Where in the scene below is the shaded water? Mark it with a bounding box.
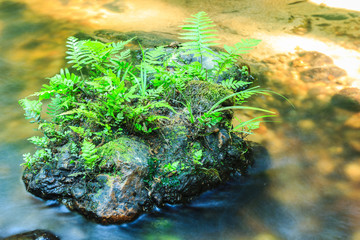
[1,0,360,239]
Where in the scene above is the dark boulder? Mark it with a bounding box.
[23,119,252,224]
[23,137,151,224]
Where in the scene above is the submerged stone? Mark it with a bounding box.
[3,229,60,240]
[300,66,346,82]
[312,14,349,21]
[331,88,360,112]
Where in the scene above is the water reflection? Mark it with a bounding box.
[0,0,360,239]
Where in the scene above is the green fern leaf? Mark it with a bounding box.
[221,78,252,91]
[19,98,42,123]
[28,136,48,148]
[81,140,99,168]
[46,94,64,121]
[179,11,219,63]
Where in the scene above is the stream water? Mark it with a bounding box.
[1,0,360,239]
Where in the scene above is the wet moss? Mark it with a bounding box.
[99,137,150,168]
[184,80,234,113]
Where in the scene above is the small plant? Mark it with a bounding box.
[20,11,283,171]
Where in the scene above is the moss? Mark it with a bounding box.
[99,137,150,168]
[184,80,234,112]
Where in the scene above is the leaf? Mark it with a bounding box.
[19,98,42,123]
[81,140,99,169]
[179,11,219,64]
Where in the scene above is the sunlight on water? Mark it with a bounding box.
[310,0,360,12]
[20,0,186,32]
[256,34,360,84]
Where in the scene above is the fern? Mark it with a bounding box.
[221,77,251,91]
[19,99,43,123]
[179,11,219,64]
[142,46,166,69]
[232,115,276,135]
[213,40,261,80]
[81,140,99,169]
[28,136,48,148]
[66,36,87,70]
[47,94,64,121]
[66,37,132,72]
[69,126,85,137]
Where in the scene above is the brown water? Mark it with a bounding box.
[1,0,359,239]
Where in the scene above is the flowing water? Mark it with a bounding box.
[0,0,360,239]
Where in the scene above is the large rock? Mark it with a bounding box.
[23,137,151,224]
[23,121,252,224]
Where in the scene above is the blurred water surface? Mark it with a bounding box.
[0,1,359,239]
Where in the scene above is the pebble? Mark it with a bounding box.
[253,233,280,240]
[297,119,315,131]
[352,230,360,240]
[344,161,360,182]
[345,113,360,129]
[316,158,336,175]
[349,140,360,152]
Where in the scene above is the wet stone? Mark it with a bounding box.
[344,162,360,182]
[3,229,60,240]
[294,51,333,67]
[102,1,125,13]
[344,113,360,129]
[91,30,176,48]
[300,66,346,82]
[312,14,349,21]
[331,88,360,111]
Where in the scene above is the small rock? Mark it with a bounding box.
[293,51,333,68]
[300,66,346,82]
[344,113,360,129]
[312,14,349,21]
[331,88,360,111]
[349,140,360,152]
[344,161,360,182]
[3,229,60,240]
[253,233,280,240]
[298,119,315,131]
[352,229,360,240]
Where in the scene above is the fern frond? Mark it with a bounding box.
[221,78,252,91]
[66,36,133,72]
[46,94,64,121]
[28,136,48,148]
[81,140,99,168]
[179,11,219,63]
[66,36,87,70]
[19,98,42,123]
[144,86,164,100]
[213,39,261,79]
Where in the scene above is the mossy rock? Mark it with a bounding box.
[99,137,150,170]
[183,80,234,113]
